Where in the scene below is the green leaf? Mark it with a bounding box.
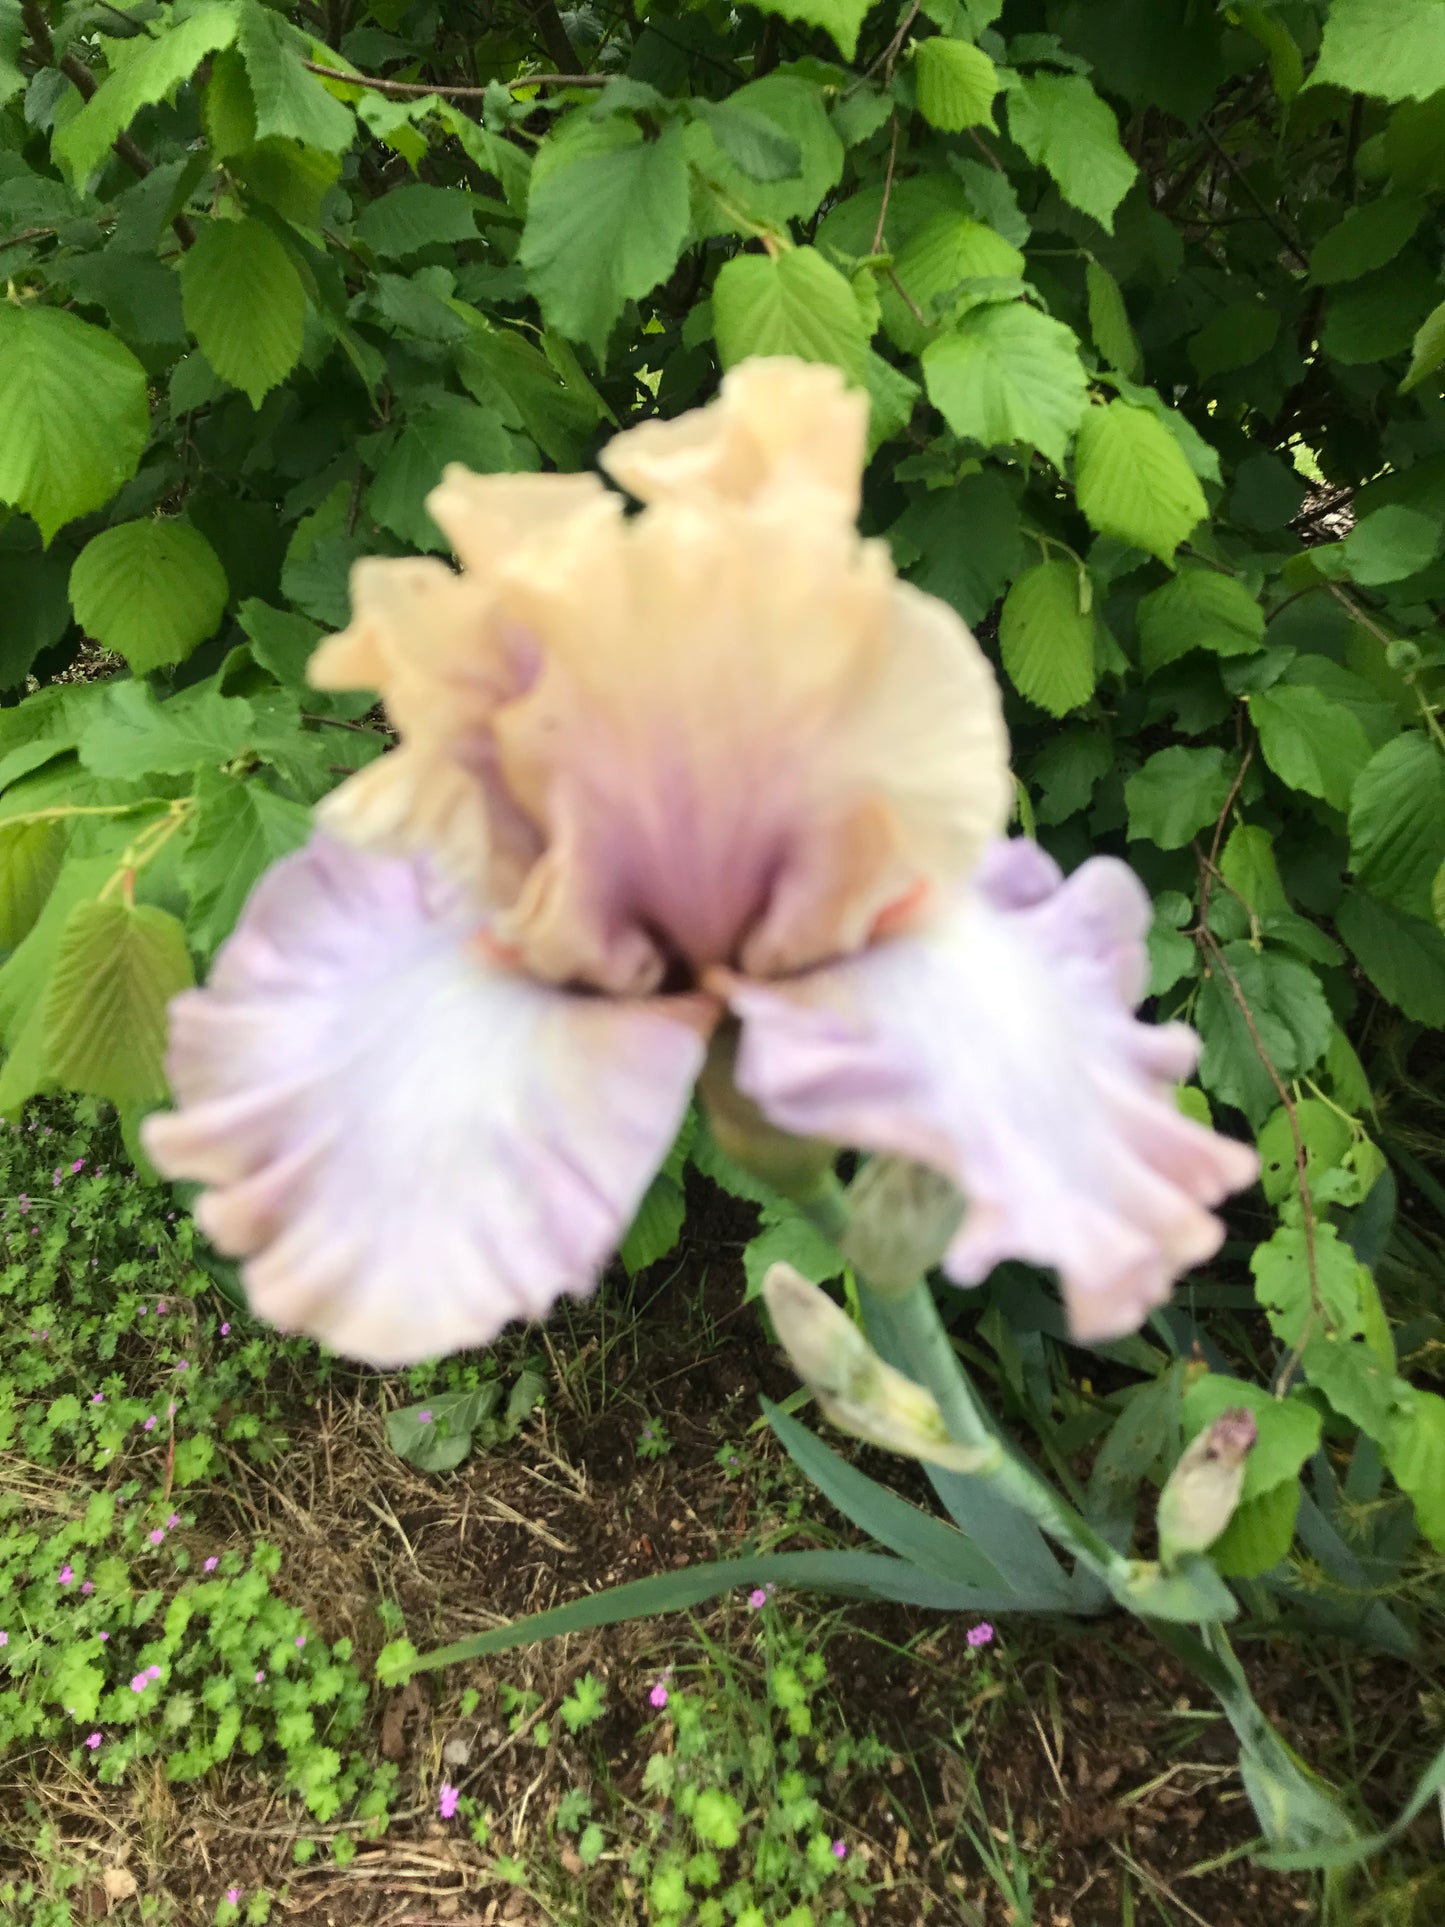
[1323,256,1439,364]
[1218,823,1290,918]
[1337,887,1445,1026]
[236,0,356,150]
[1310,0,1445,104]
[386,1388,501,1474]
[53,4,240,186]
[0,306,149,544]
[713,245,868,379]
[1074,400,1207,563]
[459,328,606,470]
[78,680,256,781]
[1308,194,1424,284]
[1401,298,1445,393]
[1125,745,1234,849]
[690,98,802,181]
[740,0,870,60]
[519,116,690,357]
[1181,1376,1323,1505]
[1251,1221,1371,1351]
[1340,504,1442,584]
[356,185,482,260]
[69,521,228,676]
[1196,945,1332,1122]
[367,397,530,552]
[0,819,66,949]
[1384,1386,1445,1550]
[1187,300,1279,380]
[184,768,311,953]
[914,38,999,132]
[892,471,1023,626]
[1250,682,1374,811]
[1208,1482,1299,1580]
[1256,1098,1354,1207]
[922,302,1088,466]
[0,543,72,688]
[884,212,1024,355]
[619,1172,686,1277]
[1006,73,1137,230]
[236,599,324,687]
[998,560,1096,716]
[743,1212,844,1303]
[1029,726,1112,826]
[180,218,308,409]
[43,897,194,1106]
[1084,261,1141,379]
[0,855,116,1111]
[1137,567,1265,675]
[1349,734,1445,919]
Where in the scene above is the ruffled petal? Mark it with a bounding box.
[599,359,868,517]
[143,837,711,1367]
[722,841,1258,1344]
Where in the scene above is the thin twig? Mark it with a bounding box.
[862,0,922,86]
[302,58,608,97]
[1195,735,1253,935]
[871,114,901,254]
[1201,122,1308,271]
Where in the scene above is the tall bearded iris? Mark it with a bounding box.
[143,360,1256,1367]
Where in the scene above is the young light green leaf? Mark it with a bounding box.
[69,521,228,676]
[519,117,690,357]
[1125,745,1235,849]
[922,302,1088,465]
[1181,1376,1323,1504]
[1074,399,1207,562]
[914,38,999,133]
[687,77,842,232]
[236,0,356,150]
[78,681,256,782]
[1309,0,1445,104]
[713,245,869,378]
[0,306,149,544]
[1249,682,1374,811]
[183,769,312,954]
[181,218,307,409]
[1384,1386,1445,1550]
[53,4,239,186]
[998,561,1096,716]
[1401,298,1445,393]
[885,212,1024,355]
[1006,73,1137,230]
[619,1172,686,1277]
[43,897,194,1106]
[0,819,66,949]
[1084,260,1141,379]
[1337,888,1445,1027]
[1349,734,1445,920]
[690,98,802,182]
[1137,568,1265,675]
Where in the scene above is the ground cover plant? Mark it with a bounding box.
[2,0,1445,1920]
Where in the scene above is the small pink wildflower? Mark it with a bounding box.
[52,1170,61,1187]
[167,1512,181,1529]
[58,1565,74,1586]
[71,1158,85,1173]
[254,1669,265,1683]
[149,1529,165,1546]
[81,1580,94,1596]
[294,1634,306,1648]
[831,1839,847,1860]
[156,1301,167,1314]
[204,1556,219,1572]
[142,1416,156,1431]
[90,1392,103,1405]
[138,1305,147,1316]
[16,1195,28,1213]
[99,1631,110,1642]
[130,1673,149,1693]
[417,1409,433,1424]
[966,1621,994,1649]
[0,1631,8,1646]
[748,1588,768,1609]
[146,1664,161,1681]
[439,1783,460,1820]
[174,1359,189,1371]
[649,1680,669,1709]
[226,1887,242,1905]
[85,1732,102,1750]
[220,1322,230,1335]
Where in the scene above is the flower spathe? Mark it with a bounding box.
[143,359,1255,1367]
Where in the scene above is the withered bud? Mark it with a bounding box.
[1156,1406,1258,1568]
[843,1156,965,1296]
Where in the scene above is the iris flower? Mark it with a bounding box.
[144,360,1255,1367]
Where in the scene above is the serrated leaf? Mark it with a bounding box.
[914,38,999,133]
[713,245,869,379]
[1250,681,1374,811]
[356,185,481,259]
[1384,1386,1445,1550]
[1340,504,1442,584]
[688,78,844,234]
[690,97,802,181]
[885,212,1024,355]
[78,683,256,785]
[43,897,193,1106]
[183,769,312,953]
[1308,193,1424,284]
[998,561,1096,716]
[0,855,116,1111]
[1084,261,1141,379]
[922,302,1088,466]
[181,218,308,409]
[1196,944,1333,1122]
[1137,567,1265,675]
[1125,745,1234,849]
[1349,733,1445,919]
[1401,298,1445,393]
[236,599,324,687]
[1337,887,1445,1026]
[1181,1376,1322,1504]
[236,0,356,150]
[892,471,1023,626]
[519,116,690,357]
[367,397,531,552]
[459,327,605,469]
[743,1211,844,1303]
[1208,1481,1299,1579]
[0,819,66,948]
[1006,72,1137,230]
[1074,400,1207,562]
[69,521,228,676]
[1029,725,1112,826]
[0,306,149,544]
[1310,0,1445,104]
[1250,1221,1368,1350]
[1323,256,1439,364]
[740,0,870,59]
[619,1172,686,1277]
[53,4,239,186]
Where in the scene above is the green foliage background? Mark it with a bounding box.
[2,0,1444,1615]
